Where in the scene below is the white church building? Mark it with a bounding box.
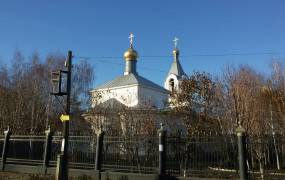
[90,34,186,110]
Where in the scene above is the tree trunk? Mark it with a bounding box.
[259,160,264,180]
[270,101,280,170]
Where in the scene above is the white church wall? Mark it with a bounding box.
[92,85,169,109]
[137,86,168,109]
[91,85,139,107]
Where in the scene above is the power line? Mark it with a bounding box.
[184,51,285,57]
[75,51,285,60]
[75,56,168,73]
[73,51,285,74]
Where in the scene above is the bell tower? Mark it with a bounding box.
[164,37,186,92]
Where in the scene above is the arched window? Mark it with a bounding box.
[169,78,175,92]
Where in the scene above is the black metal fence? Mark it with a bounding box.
[7,135,45,166]
[45,135,97,169]
[49,135,61,167]
[68,136,97,169]
[102,136,158,174]
[166,136,239,178]
[246,136,285,179]
[1,129,285,179]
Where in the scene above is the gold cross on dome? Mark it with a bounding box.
[173,37,179,48]
[129,33,135,48]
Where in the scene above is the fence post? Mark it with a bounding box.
[95,129,104,171]
[236,125,248,180]
[43,126,53,174]
[158,123,166,176]
[1,127,11,171]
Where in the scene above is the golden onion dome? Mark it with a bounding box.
[124,48,138,61]
[172,48,179,55]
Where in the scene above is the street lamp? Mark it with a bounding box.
[51,70,68,96]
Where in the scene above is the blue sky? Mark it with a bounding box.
[0,0,285,87]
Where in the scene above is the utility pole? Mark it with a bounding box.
[54,50,72,180]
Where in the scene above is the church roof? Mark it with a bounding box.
[167,59,186,77]
[94,73,169,93]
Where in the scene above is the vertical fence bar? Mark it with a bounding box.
[158,123,166,176]
[43,127,53,174]
[95,130,104,171]
[236,125,248,180]
[1,128,11,171]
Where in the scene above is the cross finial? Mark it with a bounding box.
[129,33,135,48]
[173,37,179,49]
